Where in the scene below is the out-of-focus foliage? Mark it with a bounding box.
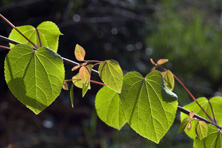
[146,0,222,97]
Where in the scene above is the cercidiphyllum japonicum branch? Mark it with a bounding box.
[0,35,221,130]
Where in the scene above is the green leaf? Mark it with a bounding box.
[4,44,65,114]
[82,82,90,97]
[95,86,126,130]
[120,71,178,143]
[209,97,222,125]
[204,124,222,148]
[178,117,190,133]
[181,97,222,139]
[196,121,208,140]
[193,138,205,148]
[8,21,63,52]
[161,70,175,91]
[74,44,85,61]
[70,84,74,108]
[98,60,123,93]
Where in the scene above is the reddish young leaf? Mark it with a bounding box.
[71,65,81,71]
[79,66,91,84]
[187,122,192,131]
[151,66,156,71]
[62,81,69,90]
[157,59,168,65]
[189,111,194,119]
[74,44,85,61]
[150,58,156,65]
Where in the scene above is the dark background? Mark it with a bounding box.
[0,0,222,147]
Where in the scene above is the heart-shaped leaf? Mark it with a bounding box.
[95,86,126,130]
[8,21,63,52]
[98,60,123,93]
[195,121,208,140]
[120,71,178,143]
[4,44,65,114]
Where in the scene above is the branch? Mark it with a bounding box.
[0,35,221,130]
[178,106,221,129]
[0,14,39,48]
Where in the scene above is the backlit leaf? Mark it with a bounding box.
[196,121,208,140]
[82,82,90,97]
[193,138,204,148]
[4,44,65,114]
[120,71,178,143]
[8,21,63,52]
[161,70,175,91]
[74,44,85,61]
[98,60,123,93]
[95,86,126,130]
[71,65,80,71]
[157,59,168,65]
[204,124,222,148]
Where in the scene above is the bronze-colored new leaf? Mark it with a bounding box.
[189,111,195,119]
[79,66,91,84]
[157,59,168,65]
[62,81,69,90]
[71,65,81,71]
[75,44,86,61]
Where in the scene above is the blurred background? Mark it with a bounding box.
[0,0,222,147]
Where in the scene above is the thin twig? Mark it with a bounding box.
[90,80,105,86]
[178,106,221,129]
[35,28,42,47]
[0,13,39,49]
[0,45,10,50]
[0,35,20,45]
[208,100,217,124]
